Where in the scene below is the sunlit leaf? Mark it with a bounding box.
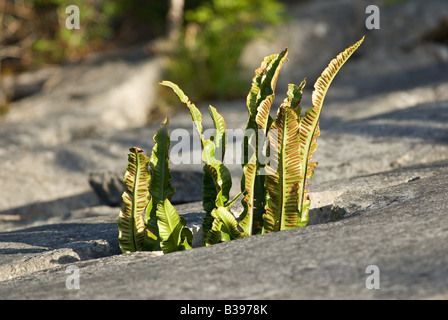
[118,147,150,253]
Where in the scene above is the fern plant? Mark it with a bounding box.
[118,37,364,253]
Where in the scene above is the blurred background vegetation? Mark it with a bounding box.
[164,0,286,101]
[0,0,172,69]
[0,0,295,105]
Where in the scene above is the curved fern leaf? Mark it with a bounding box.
[246,48,288,129]
[118,147,150,253]
[202,167,218,221]
[263,105,301,233]
[239,147,258,234]
[297,37,364,223]
[282,80,306,118]
[160,81,234,245]
[255,95,274,133]
[311,37,364,115]
[205,216,223,246]
[212,206,247,240]
[202,107,231,217]
[159,81,204,141]
[149,117,175,202]
[145,117,175,250]
[159,81,232,211]
[240,48,288,236]
[208,105,227,162]
[156,198,189,253]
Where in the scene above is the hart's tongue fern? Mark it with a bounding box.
[118,37,365,252]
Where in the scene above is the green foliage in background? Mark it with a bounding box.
[2,0,169,67]
[384,0,410,7]
[164,0,286,102]
[3,0,286,101]
[31,0,115,63]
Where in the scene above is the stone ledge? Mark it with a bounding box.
[0,160,446,299]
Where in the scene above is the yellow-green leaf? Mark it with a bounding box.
[118,147,150,253]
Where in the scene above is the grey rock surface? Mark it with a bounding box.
[0,160,446,299]
[0,46,163,230]
[1,0,448,300]
[241,0,448,87]
[88,169,203,206]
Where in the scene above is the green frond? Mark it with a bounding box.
[208,105,227,162]
[246,48,288,129]
[149,117,175,202]
[156,199,190,253]
[212,206,247,240]
[297,37,364,223]
[160,81,234,245]
[159,80,204,141]
[145,118,175,251]
[263,105,301,233]
[282,80,306,118]
[118,147,150,253]
[240,48,288,236]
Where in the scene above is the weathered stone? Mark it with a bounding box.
[0,161,446,299]
[1,0,448,301]
[0,46,164,229]
[0,202,204,282]
[241,0,448,87]
[88,171,124,207]
[88,169,203,207]
[0,216,119,282]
